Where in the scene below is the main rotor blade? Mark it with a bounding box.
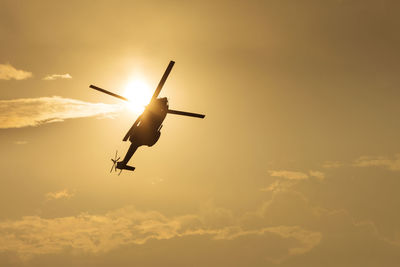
[167,109,205,119]
[89,85,129,102]
[151,61,175,101]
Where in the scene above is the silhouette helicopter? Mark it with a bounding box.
[89,61,205,174]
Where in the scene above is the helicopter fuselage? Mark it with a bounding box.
[129,97,168,147]
[117,97,168,168]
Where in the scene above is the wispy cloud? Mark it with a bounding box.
[263,170,325,192]
[45,189,74,200]
[0,96,122,129]
[322,161,343,169]
[263,171,309,193]
[268,170,309,180]
[268,170,325,180]
[353,155,400,171]
[0,63,32,80]
[212,225,321,263]
[0,206,320,262]
[261,180,296,193]
[14,141,28,145]
[42,73,72,81]
[309,170,325,180]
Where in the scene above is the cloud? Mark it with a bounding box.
[262,170,324,192]
[3,165,400,266]
[0,64,32,80]
[267,170,324,181]
[45,189,74,200]
[261,180,296,193]
[322,161,343,168]
[353,155,400,171]
[261,226,322,258]
[244,188,400,261]
[14,141,27,145]
[42,74,72,81]
[268,170,309,180]
[213,225,321,264]
[0,206,321,262]
[0,96,122,129]
[309,170,325,180]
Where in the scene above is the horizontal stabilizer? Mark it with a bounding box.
[167,109,205,119]
[122,165,136,171]
[117,164,135,172]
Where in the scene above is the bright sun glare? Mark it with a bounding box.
[123,79,152,114]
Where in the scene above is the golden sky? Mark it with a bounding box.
[1,0,400,266]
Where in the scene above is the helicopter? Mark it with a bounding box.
[89,61,205,174]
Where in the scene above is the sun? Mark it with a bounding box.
[123,79,152,114]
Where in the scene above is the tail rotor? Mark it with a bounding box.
[110,150,120,173]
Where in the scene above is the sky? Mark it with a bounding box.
[1,0,400,266]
